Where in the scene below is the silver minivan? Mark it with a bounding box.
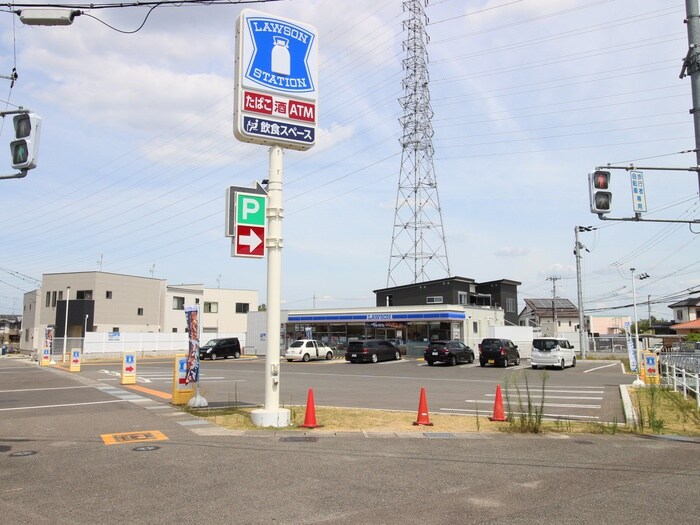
[531,338,576,370]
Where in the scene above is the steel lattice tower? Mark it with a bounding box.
[387,0,450,287]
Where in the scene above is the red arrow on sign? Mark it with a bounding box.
[125,366,134,372]
[235,225,265,257]
[647,367,656,374]
[72,359,79,364]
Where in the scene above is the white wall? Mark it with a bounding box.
[489,326,534,358]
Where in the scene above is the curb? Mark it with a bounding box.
[619,384,636,427]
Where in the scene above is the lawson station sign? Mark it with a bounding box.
[234,9,318,151]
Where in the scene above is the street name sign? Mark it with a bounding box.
[234,9,318,151]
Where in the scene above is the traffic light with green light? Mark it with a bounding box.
[10,113,41,170]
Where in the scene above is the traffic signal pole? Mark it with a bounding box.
[683,0,700,194]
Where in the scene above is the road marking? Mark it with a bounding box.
[463,400,601,409]
[0,385,94,393]
[0,400,129,412]
[101,430,168,445]
[439,407,599,420]
[125,384,172,400]
[485,393,603,400]
[584,363,620,373]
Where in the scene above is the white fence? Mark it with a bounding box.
[47,332,247,360]
[659,353,700,409]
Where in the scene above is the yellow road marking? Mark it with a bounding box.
[125,384,172,400]
[101,430,168,445]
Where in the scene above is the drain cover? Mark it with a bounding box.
[133,445,160,452]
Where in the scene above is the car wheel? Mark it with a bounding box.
[287,359,293,363]
[394,351,401,360]
[371,353,378,363]
[468,353,474,364]
[531,364,538,370]
[502,358,508,368]
[560,359,565,370]
[233,350,241,359]
[302,353,310,362]
[326,351,333,360]
[515,355,520,366]
[210,352,217,361]
[480,360,486,367]
[572,356,576,367]
[427,360,434,366]
[450,355,457,366]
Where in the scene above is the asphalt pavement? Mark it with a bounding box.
[2,355,700,524]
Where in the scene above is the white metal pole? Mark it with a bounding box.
[251,145,290,428]
[62,286,70,363]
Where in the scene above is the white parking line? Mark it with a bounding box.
[463,399,600,409]
[0,399,129,412]
[0,385,94,393]
[439,407,599,420]
[584,363,620,373]
[486,393,603,400]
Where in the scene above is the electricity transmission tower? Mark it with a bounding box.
[387,0,450,287]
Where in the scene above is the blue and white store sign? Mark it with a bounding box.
[234,9,318,151]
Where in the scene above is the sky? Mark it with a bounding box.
[1,0,699,323]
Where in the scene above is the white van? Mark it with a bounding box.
[531,338,576,370]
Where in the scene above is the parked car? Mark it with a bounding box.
[345,339,402,363]
[199,338,241,360]
[285,339,334,362]
[531,338,576,370]
[424,340,475,366]
[478,338,520,367]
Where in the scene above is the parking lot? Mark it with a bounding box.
[76,355,629,424]
[3,355,700,525]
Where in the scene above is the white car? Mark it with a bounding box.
[531,338,576,370]
[285,339,335,362]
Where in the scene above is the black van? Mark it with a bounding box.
[199,338,242,360]
[478,338,520,368]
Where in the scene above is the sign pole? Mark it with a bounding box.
[251,145,290,427]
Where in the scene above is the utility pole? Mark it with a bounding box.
[574,226,590,358]
[682,0,700,193]
[547,276,561,337]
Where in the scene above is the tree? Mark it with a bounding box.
[257,304,267,311]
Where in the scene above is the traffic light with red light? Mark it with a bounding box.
[588,170,611,214]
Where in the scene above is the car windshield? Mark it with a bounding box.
[203,339,219,347]
[533,339,557,351]
[481,340,501,350]
[290,341,304,348]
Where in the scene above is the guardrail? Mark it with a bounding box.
[659,353,700,409]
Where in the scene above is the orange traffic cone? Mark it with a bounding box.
[489,384,507,422]
[300,388,321,428]
[413,387,433,426]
